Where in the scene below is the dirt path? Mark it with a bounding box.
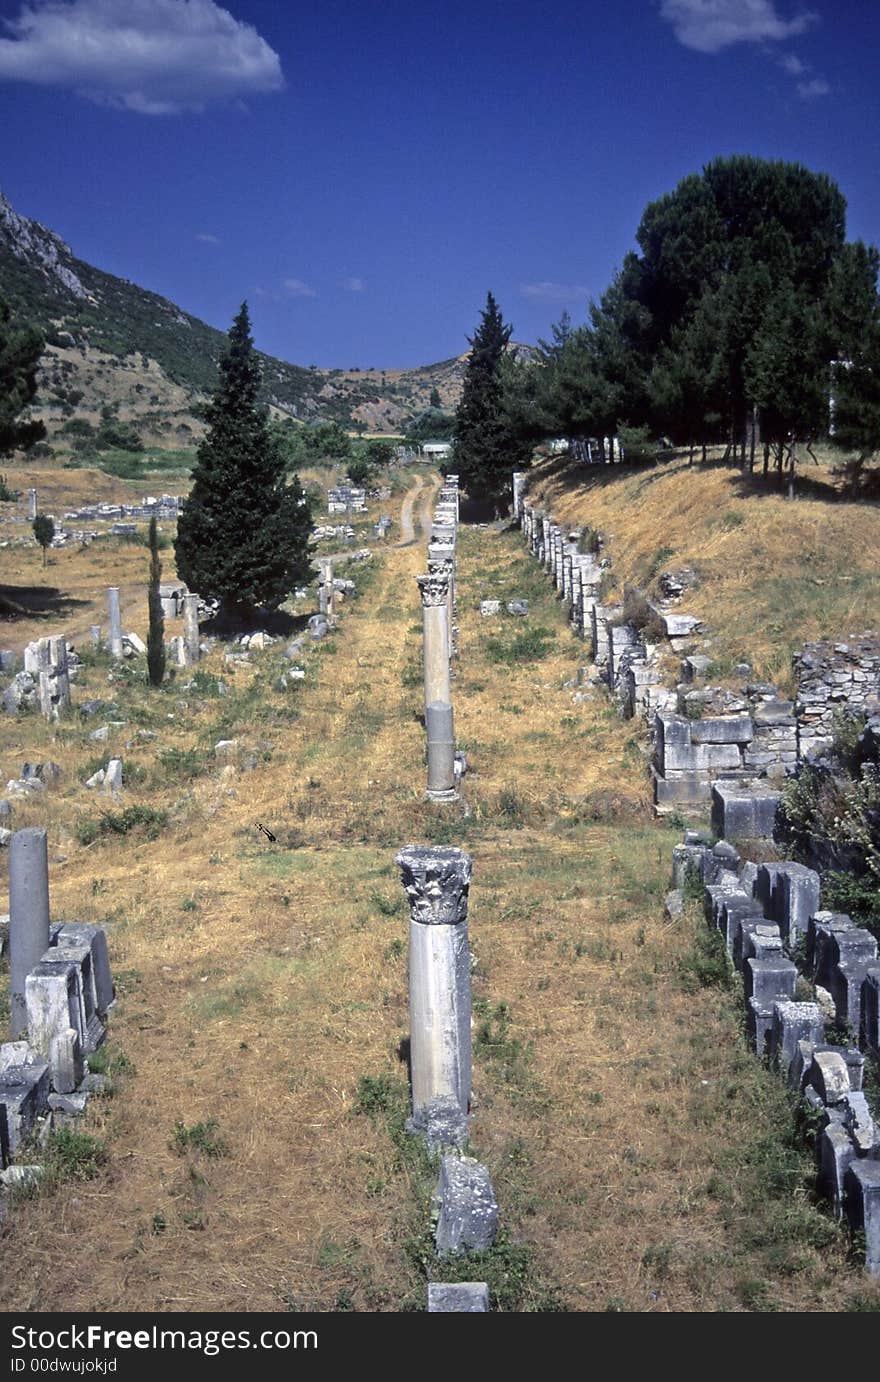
[395,469,438,546]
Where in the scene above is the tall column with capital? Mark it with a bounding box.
[417,570,456,800]
[396,845,472,1139]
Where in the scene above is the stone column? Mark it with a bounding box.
[9,827,51,1038]
[89,624,101,649]
[396,845,472,1137]
[107,587,123,659]
[27,488,37,521]
[512,471,527,519]
[182,593,200,666]
[417,571,456,801]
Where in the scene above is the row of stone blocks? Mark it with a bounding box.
[674,836,880,1275]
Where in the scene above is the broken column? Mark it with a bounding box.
[9,827,51,1038]
[107,587,123,659]
[27,635,71,723]
[417,570,457,801]
[27,488,37,521]
[182,593,200,666]
[396,845,472,1145]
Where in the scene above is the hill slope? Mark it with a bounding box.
[0,188,465,435]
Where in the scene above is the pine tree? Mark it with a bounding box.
[0,295,46,457]
[174,303,313,622]
[147,516,166,687]
[454,293,529,511]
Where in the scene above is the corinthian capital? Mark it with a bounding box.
[417,571,450,607]
[395,845,472,925]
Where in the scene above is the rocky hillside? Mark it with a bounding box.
[0,188,465,437]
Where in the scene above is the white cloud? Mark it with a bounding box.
[797,76,830,97]
[196,231,220,244]
[659,0,816,54]
[519,281,588,304]
[340,276,365,293]
[0,0,284,114]
[283,278,316,299]
[779,52,805,74]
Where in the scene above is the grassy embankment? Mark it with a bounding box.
[526,451,880,693]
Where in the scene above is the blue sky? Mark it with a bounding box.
[0,0,878,368]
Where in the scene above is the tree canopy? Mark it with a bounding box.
[174,303,313,620]
[506,156,880,478]
[0,295,46,457]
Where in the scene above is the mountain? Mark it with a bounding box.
[0,188,466,439]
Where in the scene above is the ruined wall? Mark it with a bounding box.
[794,635,880,759]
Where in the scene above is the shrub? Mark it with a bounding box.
[484,626,555,665]
[170,1118,229,1158]
[48,1128,107,1181]
[75,805,167,845]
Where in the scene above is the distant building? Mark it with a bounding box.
[421,441,453,460]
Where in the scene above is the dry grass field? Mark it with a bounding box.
[0,463,878,1312]
[525,451,880,693]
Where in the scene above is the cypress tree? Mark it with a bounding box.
[147,516,166,687]
[175,303,313,622]
[454,293,529,512]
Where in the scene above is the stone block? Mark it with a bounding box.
[25,960,84,1064]
[746,998,774,1057]
[479,601,501,617]
[841,1091,877,1155]
[734,918,779,971]
[690,714,753,744]
[819,1122,856,1217]
[830,958,874,1041]
[775,864,821,946]
[427,1282,490,1312]
[864,969,880,1052]
[52,923,114,1017]
[745,956,797,1007]
[711,782,780,842]
[754,863,785,917]
[48,1028,83,1095]
[0,1061,50,1150]
[753,698,795,726]
[720,897,765,958]
[803,1050,850,1106]
[653,771,711,808]
[770,1001,824,1076]
[435,1156,499,1256]
[845,1161,880,1277]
